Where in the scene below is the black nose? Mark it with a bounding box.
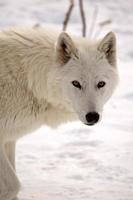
[86,112,99,125]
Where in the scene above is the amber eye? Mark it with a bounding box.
[97,81,106,89]
[72,80,82,89]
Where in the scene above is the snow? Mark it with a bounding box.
[0,0,133,199]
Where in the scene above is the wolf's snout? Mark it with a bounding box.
[85,112,99,125]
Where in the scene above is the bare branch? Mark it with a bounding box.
[88,6,98,39]
[94,19,112,39]
[79,0,86,37]
[63,0,74,31]
[99,19,112,27]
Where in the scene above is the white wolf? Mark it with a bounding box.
[0,27,118,200]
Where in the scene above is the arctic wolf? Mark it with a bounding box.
[0,27,118,200]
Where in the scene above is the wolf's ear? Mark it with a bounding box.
[55,32,78,65]
[97,32,116,66]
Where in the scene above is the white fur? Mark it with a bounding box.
[0,27,119,199]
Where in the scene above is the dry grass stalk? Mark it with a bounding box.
[63,0,74,31]
[79,0,86,37]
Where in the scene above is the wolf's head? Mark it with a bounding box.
[53,32,119,126]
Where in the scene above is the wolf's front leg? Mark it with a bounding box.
[0,144,20,200]
[5,141,16,170]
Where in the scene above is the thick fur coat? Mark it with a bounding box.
[0,27,119,200]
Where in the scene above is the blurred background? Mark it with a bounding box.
[0,0,133,199]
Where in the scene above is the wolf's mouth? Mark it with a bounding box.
[85,122,97,126]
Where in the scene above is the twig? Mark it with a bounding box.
[99,19,112,27]
[79,0,86,37]
[63,0,74,31]
[88,6,98,39]
[94,19,112,39]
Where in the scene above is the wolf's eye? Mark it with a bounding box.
[97,81,106,89]
[72,80,81,89]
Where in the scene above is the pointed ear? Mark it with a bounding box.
[55,32,78,65]
[97,32,116,66]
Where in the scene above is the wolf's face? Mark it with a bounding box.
[55,32,119,126]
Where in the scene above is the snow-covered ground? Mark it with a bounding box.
[0,0,133,199]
